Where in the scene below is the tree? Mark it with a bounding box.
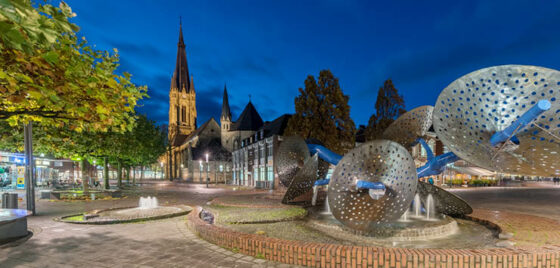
[0,0,145,197]
[285,70,355,154]
[130,115,166,181]
[364,79,406,141]
[0,0,146,131]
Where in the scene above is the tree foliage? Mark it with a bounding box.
[285,70,355,154]
[365,79,406,141]
[0,114,167,187]
[0,0,146,132]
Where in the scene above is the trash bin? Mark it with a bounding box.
[2,192,18,209]
[40,190,52,199]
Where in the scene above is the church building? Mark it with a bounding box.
[164,22,272,184]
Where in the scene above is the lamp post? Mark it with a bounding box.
[199,160,202,184]
[160,162,164,180]
[205,153,209,188]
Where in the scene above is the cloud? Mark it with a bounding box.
[110,41,163,58]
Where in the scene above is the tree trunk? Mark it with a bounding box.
[126,166,130,184]
[140,166,144,181]
[23,122,36,215]
[167,146,172,181]
[132,166,136,185]
[81,158,89,194]
[104,157,109,190]
[117,159,122,188]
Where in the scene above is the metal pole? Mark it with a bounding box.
[104,157,109,190]
[24,122,35,215]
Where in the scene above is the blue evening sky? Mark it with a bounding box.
[64,0,560,127]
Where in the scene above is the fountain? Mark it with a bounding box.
[414,194,421,217]
[320,197,331,215]
[59,195,191,224]
[399,210,409,222]
[311,185,319,206]
[426,194,434,221]
[139,196,158,209]
[272,64,560,249]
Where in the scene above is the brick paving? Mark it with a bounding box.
[1,181,560,267]
[1,181,299,267]
[471,209,560,248]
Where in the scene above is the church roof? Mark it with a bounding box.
[263,114,292,137]
[221,84,231,120]
[191,139,231,161]
[170,21,192,92]
[184,118,219,142]
[232,101,263,131]
[171,133,188,147]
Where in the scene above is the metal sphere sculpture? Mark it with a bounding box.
[282,154,318,204]
[416,181,472,216]
[275,136,310,187]
[328,140,417,231]
[434,65,560,176]
[382,105,434,147]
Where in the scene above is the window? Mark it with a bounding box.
[267,144,273,157]
[176,106,180,124]
[267,166,273,181]
[260,167,265,182]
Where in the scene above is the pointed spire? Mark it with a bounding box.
[233,101,263,131]
[221,84,232,121]
[171,19,190,92]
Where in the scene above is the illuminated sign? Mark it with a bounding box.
[10,157,25,164]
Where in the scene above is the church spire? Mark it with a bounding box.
[171,20,191,92]
[221,84,232,121]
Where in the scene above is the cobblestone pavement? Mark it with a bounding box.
[1,181,300,268]
[451,185,560,220]
[1,181,560,267]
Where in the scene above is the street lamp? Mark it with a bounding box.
[205,153,209,188]
[199,160,203,185]
[160,162,164,180]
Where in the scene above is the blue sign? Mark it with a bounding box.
[9,156,25,164]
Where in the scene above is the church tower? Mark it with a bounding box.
[221,84,234,151]
[221,84,232,132]
[168,21,197,141]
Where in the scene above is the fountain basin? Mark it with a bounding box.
[304,207,498,248]
[307,214,458,242]
[56,205,192,224]
[0,209,32,245]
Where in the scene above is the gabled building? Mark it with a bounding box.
[163,22,267,183]
[220,87,264,152]
[232,114,292,189]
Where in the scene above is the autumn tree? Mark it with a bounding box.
[285,70,355,154]
[364,79,406,141]
[0,0,146,196]
[129,115,166,182]
[0,0,146,131]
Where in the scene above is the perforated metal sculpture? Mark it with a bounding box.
[276,65,560,232]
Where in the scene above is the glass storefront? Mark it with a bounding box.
[0,152,75,190]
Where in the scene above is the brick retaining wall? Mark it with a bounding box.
[187,207,560,267]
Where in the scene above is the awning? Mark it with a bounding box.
[447,166,495,176]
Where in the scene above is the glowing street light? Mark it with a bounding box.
[160,161,164,180]
[205,153,209,188]
[199,160,203,184]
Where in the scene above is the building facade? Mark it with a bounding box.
[163,23,267,184]
[232,114,291,189]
